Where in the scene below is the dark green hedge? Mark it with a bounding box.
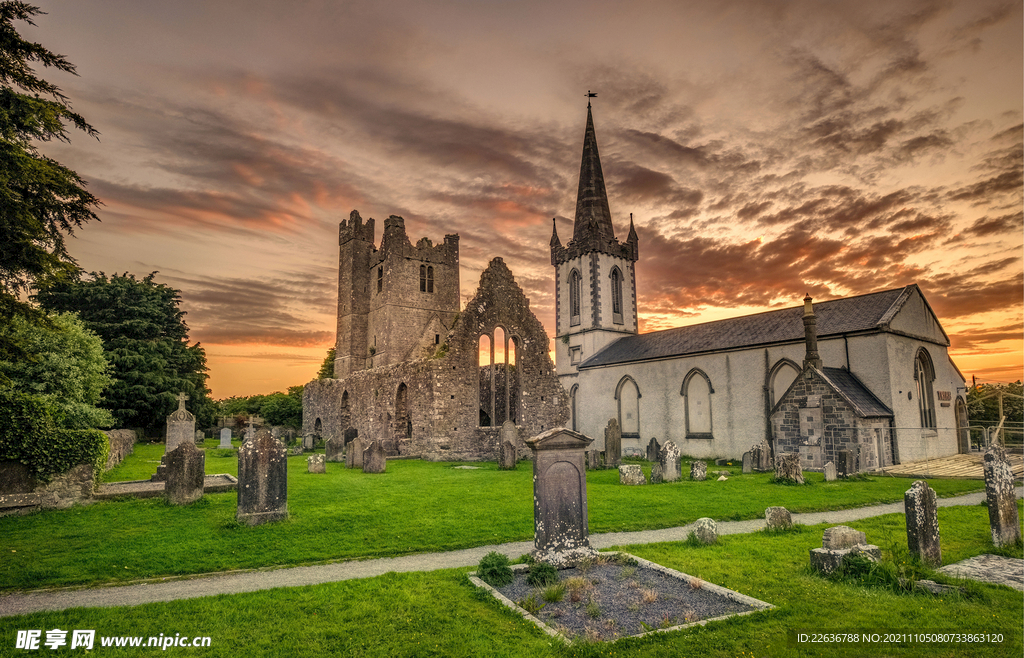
[0,389,109,486]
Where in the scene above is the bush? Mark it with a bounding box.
[526,561,558,587]
[477,551,514,587]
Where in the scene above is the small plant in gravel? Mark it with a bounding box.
[640,588,658,603]
[477,551,513,587]
[564,576,592,602]
[543,583,566,603]
[585,601,601,618]
[688,577,703,590]
[526,562,558,586]
[518,593,545,615]
[616,566,637,581]
[659,615,677,629]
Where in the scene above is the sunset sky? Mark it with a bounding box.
[25,0,1023,398]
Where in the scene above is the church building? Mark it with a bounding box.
[553,103,968,472]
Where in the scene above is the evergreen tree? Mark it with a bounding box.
[317,346,335,379]
[0,2,99,362]
[35,272,214,432]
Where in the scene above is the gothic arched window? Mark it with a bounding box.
[615,375,641,438]
[610,267,623,324]
[682,369,714,438]
[915,349,936,430]
[569,269,581,326]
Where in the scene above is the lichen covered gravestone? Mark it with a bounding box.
[774,453,804,484]
[604,418,622,469]
[689,461,707,481]
[823,461,837,482]
[650,462,664,484]
[810,526,880,575]
[363,439,387,474]
[165,392,196,454]
[764,506,792,530]
[618,464,646,485]
[236,429,288,526]
[983,447,1021,547]
[325,436,345,462]
[165,441,205,505]
[692,517,717,544]
[307,453,326,474]
[525,428,596,566]
[660,441,682,482]
[904,480,941,567]
[749,440,772,472]
[586,449,601,470]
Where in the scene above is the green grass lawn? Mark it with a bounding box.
[4,504,1020,657]
[1,449,989,592]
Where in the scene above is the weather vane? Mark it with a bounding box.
[586,90,597,108]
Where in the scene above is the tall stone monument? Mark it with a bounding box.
[498,420,518,470]
[236,428,288,526]
[525,428,596,566]
[604,418,622,469]
[165,392,196,453]
[904,480,941,567]
[982,447,1021,547]
[165,441,205,505]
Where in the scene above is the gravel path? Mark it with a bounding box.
[1,488,1018,618]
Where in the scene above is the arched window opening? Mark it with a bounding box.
[420,265,427,292]
[569,384,578,432]
[769,360,800,409]
[395,383,411,438]
[478,329,520,427]
[616,376,641,438]
[682,369,713,438]
[340,390,351,433]
[915,349,936,430]
[377,267,383,293]
[427,266,434,293]
[569,269,581,326]
[610,267,623,323]
[478,334,492,426]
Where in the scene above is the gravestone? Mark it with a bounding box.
[525,428,595,566]
[765,506,792,530]
[646,437,661,463]
[905,480,941,567]
[236,429,288,526]
[302,433,315,450]
[823,461,837,482]
[822,525,866,549]
[165,441,205,505]
[618,464,646,485]
[603,419,622,468]
[660,441,682,482]
[741,451,752,474]
[165,392,196,454]
[692,517,717,544]
[749,440,772,472]
[195,429,205,444]
[271,426,284,440]
[218,427,233,449]
[325,436,345,462]
[983,448,1021,547]
[498,421,518,470]
[717,474,728,481]
[650,462,664,484]
[837,449,855,477]
[345,436,364,469]
[307,453,326,474]
[586,449,601,470]
[774,453,804,484]
[689,461,707,481]
[344,428,359,445]
[362,440,387,474]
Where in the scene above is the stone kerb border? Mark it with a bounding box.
[468,551,775,645]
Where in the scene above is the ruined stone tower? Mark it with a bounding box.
[334,210,460,379]
[551,102,639,425]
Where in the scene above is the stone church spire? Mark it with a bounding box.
[572,103,615,245]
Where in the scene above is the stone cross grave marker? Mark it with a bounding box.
[660,440,681,482]
[165,441,205,505]
[904,480,941,567]
[218,427,233,449]
[236,428,288,526]
[525,428,595,566]
[603,418,622,469]
[983,447,1021,547]
[165,392,196,454]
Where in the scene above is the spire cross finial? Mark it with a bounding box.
[586,90,596,108]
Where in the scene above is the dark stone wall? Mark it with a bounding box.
[103,429,137,471]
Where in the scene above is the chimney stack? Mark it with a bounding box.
[802,294,822,370]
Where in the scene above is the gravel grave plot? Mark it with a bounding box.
[490,556,762,642]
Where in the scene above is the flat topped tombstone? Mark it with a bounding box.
[646,437,661,463]
[165,441,205,505]
[618,464,646,485]
[236,428,288,526]
[307,453,326,474]
[822,525,867,550]
[498,420,518,470]
[525,428,596,566]
[165,392,196,454]
[660,440,681,482]
[218,427,233,449]
[325,435,345,462]
[346,436,364,469]
[362,439,386,473]
[905,480,941,567]
[603,418,621,469]
[983,448,1021,547]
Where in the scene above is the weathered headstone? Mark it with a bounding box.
[660,441,682,482]
[646,437,661,463]
[218,427,233,449]
[689,461,707,481]
[325,436,345,462]
[344,428,359,445]
[586,449,601,470]
[271,426,284,440]
[749,440,772,472]
[307,453,326,474]
[345,436,364,469]
[650,462,664,484]
[195,429,205,444]
[774,453,804,484]
[165,392,196,454]
[765,506,792,530]
[618,464,646,485]
[741,451,752,474]
[362,440,387,474]
[822,525,866,550]
[905,480,941,567]
[837,449,855,478]
[302,433,315,450]
[525,428,596,566]
[165,441,205,505]
[499,441,517,470]
[604,418,622,468]
[810,544,881,575]
[823,461,837,482]
[692,517,717,544]
[498,420,518,470]
[236,429,288,526]
[983,448,1021,547]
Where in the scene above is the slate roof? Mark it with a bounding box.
[580,285,919,368]
[818,367,893,418]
